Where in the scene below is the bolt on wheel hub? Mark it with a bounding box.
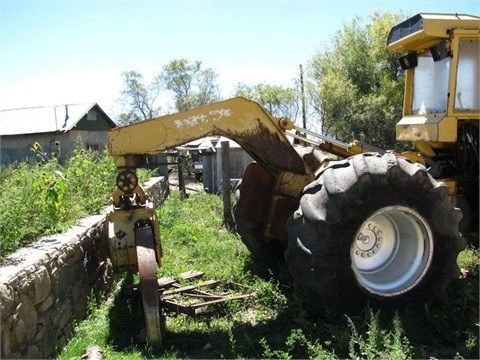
[355,223,384,256]
[351,206,433,297]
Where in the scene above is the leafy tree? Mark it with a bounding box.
[307,11,406,149]
[159,59,221,111]
[117,59,221,124]
[117,70,162,125]
[234,83,300,120]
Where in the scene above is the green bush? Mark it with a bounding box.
[0,144,117,257]
[0,162,51,254]
[347,309,413,360]
[64,146,117,214]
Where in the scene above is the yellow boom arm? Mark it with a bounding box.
[108,97,313,179]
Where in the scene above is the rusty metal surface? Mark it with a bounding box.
[161,293,255,316]
[159,275,255,316]
[136,226,162,348]
[234,165,314,243]
[123,271,255,317]
[233,162,274,222]
[274,171,313,198]
[263,194,298,244]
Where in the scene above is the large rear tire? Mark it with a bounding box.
[285,153,465,312]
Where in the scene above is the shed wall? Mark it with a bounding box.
[1,130,109,166]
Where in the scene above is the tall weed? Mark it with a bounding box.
[347,309,413,360]
[0,163,49,253]
[260,328,337,360]
[64,145,117,214]
[0,142,117,257]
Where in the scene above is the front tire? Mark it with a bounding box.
[285,153,465,311]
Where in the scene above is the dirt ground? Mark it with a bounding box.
[167,171,204,194]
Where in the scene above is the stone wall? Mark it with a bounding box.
[0,176,168,359]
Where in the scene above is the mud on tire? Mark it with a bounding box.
[285,153,465,312]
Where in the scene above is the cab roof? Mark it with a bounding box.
[387,13,480,52]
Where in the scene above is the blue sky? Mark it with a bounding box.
[1,0,479,117]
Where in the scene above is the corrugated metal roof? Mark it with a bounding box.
[214,136,241,148]
[177,137,216,152]
[0,103,97,136]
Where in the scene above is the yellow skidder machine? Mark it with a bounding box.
[106,13,479,347]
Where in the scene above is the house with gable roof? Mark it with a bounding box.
[0,103,116,166]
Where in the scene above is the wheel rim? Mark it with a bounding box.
[351,205,433,297]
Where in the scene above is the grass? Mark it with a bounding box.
[58,190,479,359]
